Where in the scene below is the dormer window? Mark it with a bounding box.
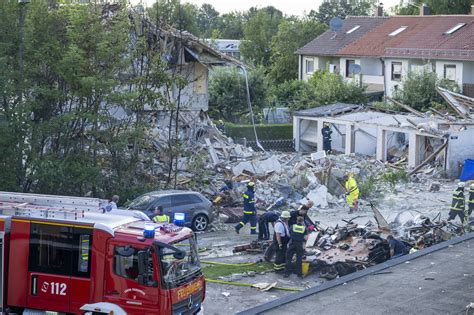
[346,25,360,34]
[444,23,466,34]
[389,26,407,36]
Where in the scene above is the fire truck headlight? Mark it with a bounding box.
[174,213,185,226]
[143,223,156,238]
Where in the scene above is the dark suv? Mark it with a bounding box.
[126,190,214,231]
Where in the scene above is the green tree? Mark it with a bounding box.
[216,12,245,39]
[209,67,268,123]
[197,3,220,38]
[240,6,284,66]
[269,80,318,112]
[394,0,473,15]
[308,71,367,105]
[311,0,376,25]
[269,19,327,84]
[393,70,460,111]
[148,0,199,35]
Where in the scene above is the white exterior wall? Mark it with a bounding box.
[462,61,474,84]
[447,128,474,178]
[340,57,361,79]
[301,56,317,81]
[384,58,410,97]
[435,60,463,91]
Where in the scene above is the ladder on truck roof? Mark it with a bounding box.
[0,191,109,221]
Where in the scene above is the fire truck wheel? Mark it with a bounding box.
[192,214,209,231]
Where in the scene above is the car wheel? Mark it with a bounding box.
[192,214,209,231]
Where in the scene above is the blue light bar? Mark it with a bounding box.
[174,213,185,226]
[143,223,156,238]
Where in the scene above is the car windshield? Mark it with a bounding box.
[159,237,201,286]
[127,195,155,211]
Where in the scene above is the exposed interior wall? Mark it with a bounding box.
[353,126,377,155]
[447,128,474,178]
[174,63,209,111]
[330,123,347,153]
[385,131,408,160]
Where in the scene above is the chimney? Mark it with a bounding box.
[420,4,430,16]
[374,3,383,17]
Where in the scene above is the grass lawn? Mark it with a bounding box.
[202,261,273,279]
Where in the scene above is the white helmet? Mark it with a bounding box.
[458,182,465,188]
[470,183,474,189]
[280,211,291,219]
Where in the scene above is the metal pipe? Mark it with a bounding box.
[238,65,265,152]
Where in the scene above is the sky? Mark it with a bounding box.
[137,0,402,16]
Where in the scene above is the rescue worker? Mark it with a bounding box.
[284,216,307,278]
[321,122,333,154]
[448,182,466,224]
[273,211,291,272]
[258,210,280,241]
[216,120,225,133]
[468,183,474,217]
[101,195,119,213]
[152,205,170,223]
[288,200,316,231]
[343,174,359,214]
[235,181,257,235]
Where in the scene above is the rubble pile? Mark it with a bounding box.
[302,209,467,280]
[304,220,390,279]
[146,112,446,228]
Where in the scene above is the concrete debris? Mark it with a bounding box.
[252,282,277,291]
[428,181,441,192]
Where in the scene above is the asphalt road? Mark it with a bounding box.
[258,238,474,315]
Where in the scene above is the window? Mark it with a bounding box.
[305,59,314,74]
[114,246,153,283]
[28,224,92,277]
[391,62,402,81]
[389,26,407,36]
[171,194,202,207]
[444,64,456,81]
[345,59,355,78]
[346,25,360,34]
[444,23,465,35]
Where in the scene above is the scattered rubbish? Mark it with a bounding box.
[221,292,230,297]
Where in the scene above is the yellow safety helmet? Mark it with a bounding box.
[247,181,255,188]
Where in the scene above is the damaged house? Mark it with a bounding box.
[293,97,474,178]
[296,5,474,98]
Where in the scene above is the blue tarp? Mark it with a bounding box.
[460,159,474,181]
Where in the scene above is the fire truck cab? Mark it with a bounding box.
[0,192,205,314]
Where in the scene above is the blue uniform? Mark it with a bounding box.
[258,211,279,240]
[235,188,257,234]
[322,126,332,153]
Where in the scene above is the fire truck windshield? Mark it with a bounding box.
[158,237,201,287]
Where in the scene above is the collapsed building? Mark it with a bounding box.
[293,91,474,178]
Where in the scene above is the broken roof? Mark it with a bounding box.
[295,103,450,136]
[437,87,474,118]
[299,15,474,61]
[294,103,363,117]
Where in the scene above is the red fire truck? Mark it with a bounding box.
[0,192,205,314]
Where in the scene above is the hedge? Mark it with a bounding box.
[224,123,293,140]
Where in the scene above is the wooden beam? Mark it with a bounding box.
[385,97,426,118]
[408,141,448,176]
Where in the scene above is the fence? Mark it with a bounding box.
[235,139,295,152]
